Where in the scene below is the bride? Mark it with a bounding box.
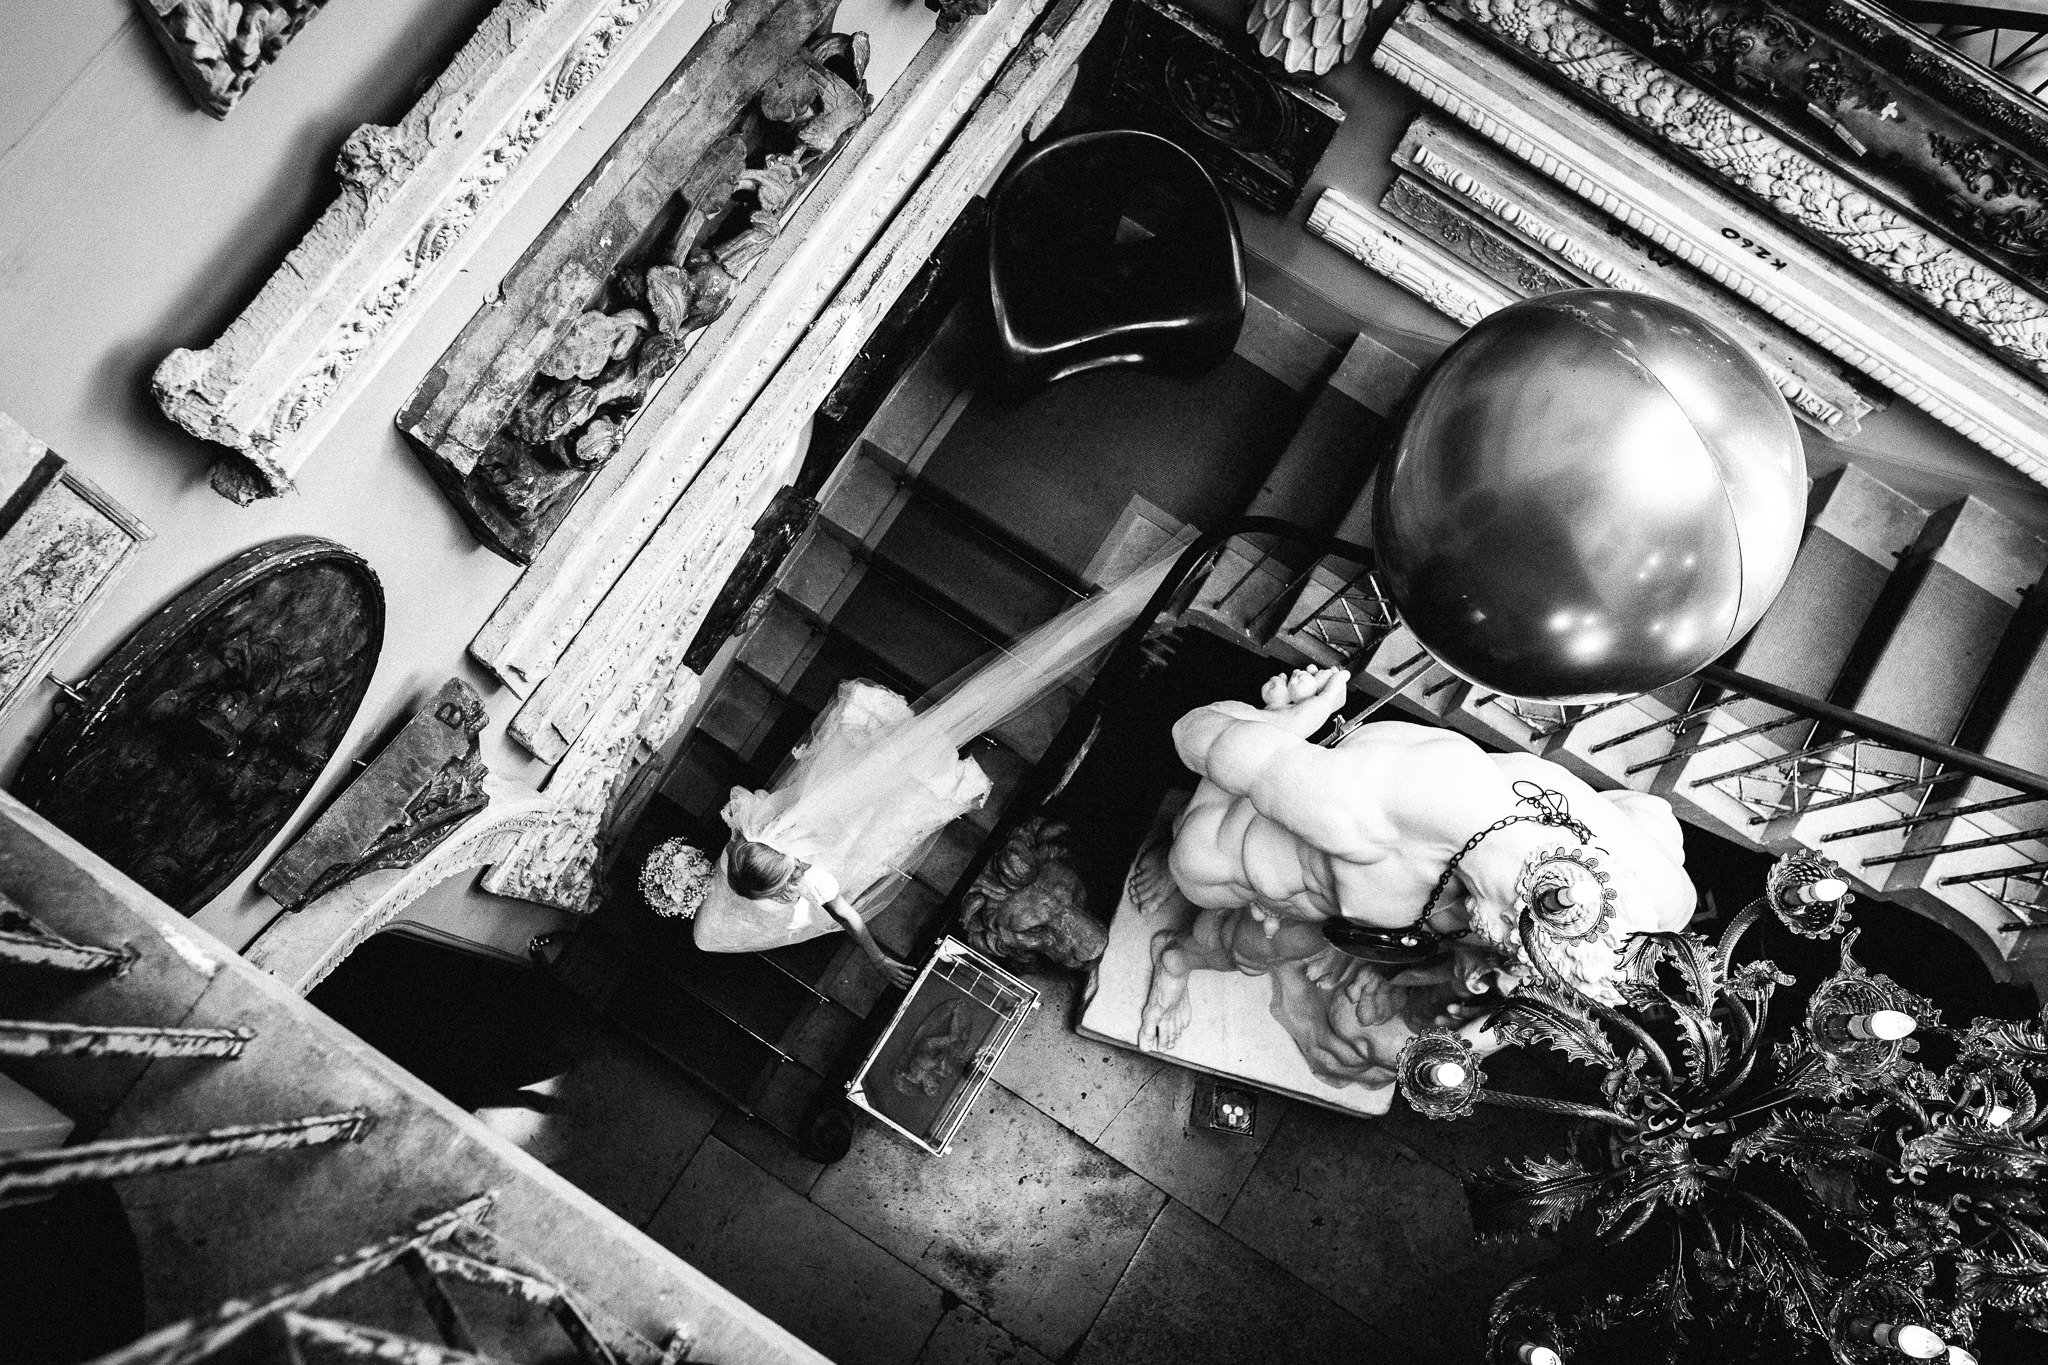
[669,544,1183,977]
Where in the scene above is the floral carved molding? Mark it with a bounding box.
[1374,5,2048,485]
[1441,0,2048,377]
[152,0,687,503]
[1308,187,1513,327]
[1594,0,2048,277]
[136,1,330,117]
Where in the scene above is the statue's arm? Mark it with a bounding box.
[1173,704,1383,858]
[1176,707,1522,860]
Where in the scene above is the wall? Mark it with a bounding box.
[0,0,937,956]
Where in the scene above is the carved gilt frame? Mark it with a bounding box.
[468,0,1077,704]
[478,0,1116,912]
[1307,186,1515,326]
[152,0,691,503]
[398,0,863,565]
[1373,4,2048,486]
[1581,0,2048,280]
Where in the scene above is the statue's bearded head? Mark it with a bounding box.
[1449,790,1697,1007]
[960,818,1109,970]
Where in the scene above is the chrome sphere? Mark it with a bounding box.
[1373,291,1806,702]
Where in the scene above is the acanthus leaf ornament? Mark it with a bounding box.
[1404,852,2048,1361]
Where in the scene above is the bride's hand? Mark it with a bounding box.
[878,955,917,989]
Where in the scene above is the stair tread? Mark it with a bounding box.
[1830,497,2048,742]
[1722,466,1922,705]
[869,497,1080,641]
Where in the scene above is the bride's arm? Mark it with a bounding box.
[823,896,916,988]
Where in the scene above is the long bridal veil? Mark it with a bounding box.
[696,541,1186,950]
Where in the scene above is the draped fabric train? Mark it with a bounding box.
[691,545,1183,953]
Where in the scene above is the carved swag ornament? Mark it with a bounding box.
[464,32,870,559]
[136,1,329,118]
[1590,0,2048,274]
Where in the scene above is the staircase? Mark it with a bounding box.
[553,303,1106,1146]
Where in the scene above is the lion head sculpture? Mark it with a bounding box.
[957,817,1108,970]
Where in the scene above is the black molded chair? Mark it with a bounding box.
[989,130,1246,389]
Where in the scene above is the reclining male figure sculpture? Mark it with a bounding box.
[1137,666,1697,1093]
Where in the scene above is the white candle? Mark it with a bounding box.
[1845,1010,1916,1041]
[1515,1344,1561,1365]
[1786,877,1847,905]
[1883,1324,1944,1359]
[1427,1061,1469,1089]
[1944,1346,1978,1365]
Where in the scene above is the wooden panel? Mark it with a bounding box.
[0,412,151,724]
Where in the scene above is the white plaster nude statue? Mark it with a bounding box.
[1136,666,1697,1092]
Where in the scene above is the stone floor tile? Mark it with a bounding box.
[528,1016,722,1228]
[645,1138,943,1365]
[1222,1106,1547,1360]
[1073,1201,1407,1365]
[991,970,1164,1143]
[812,1082,1165,1359]
[1094,1067,1289,1224]
[712,1108,825,1196]
[913,1305,1053,1365]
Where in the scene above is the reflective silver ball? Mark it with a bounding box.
[1373,291,1805,702]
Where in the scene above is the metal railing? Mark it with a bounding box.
[1578,662,2048,935]
[937,521,2048,945]
[90,1195,695,1365]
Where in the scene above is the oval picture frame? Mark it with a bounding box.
[14,536,384,915]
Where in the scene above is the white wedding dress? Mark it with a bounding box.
[691,544,1183,954]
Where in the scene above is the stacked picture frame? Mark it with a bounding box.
[1327,0,2048,487]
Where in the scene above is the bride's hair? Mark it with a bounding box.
[725,838,799,901]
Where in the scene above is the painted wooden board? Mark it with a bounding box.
[259,677,490,911]
[0,412,152,725]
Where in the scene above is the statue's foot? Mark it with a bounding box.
[1138,934,1195,1052]
[1302,944,1352,991]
